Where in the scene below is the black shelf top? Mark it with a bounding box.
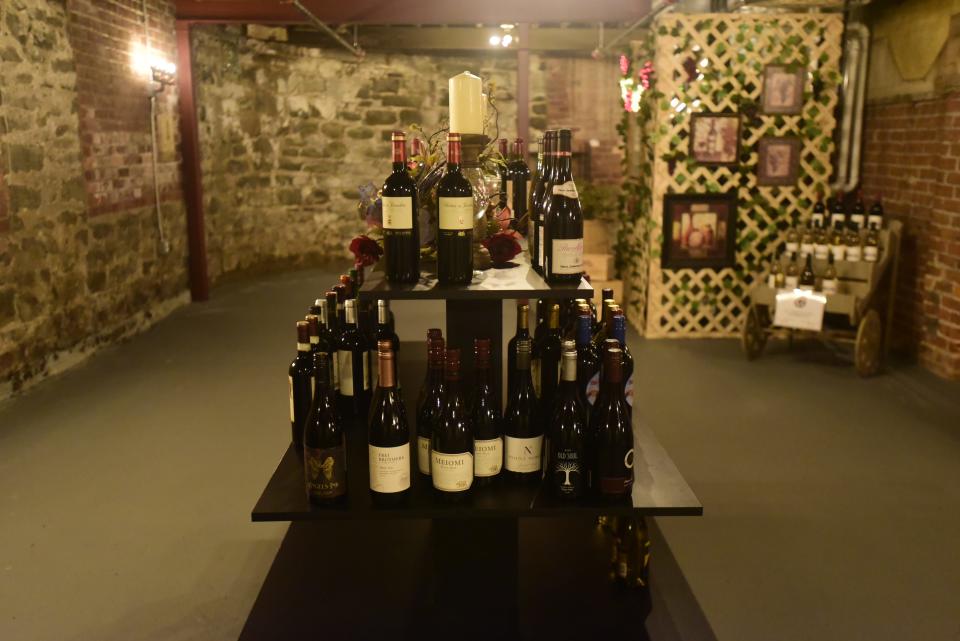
[252,417,702,522]
[358,249,593,301]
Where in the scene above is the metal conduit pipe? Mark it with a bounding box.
[831,22,870,194]
[291,0,365,59]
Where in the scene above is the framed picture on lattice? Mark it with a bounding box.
[757,136,801,186]
[689,113,741,167]
[761,65,805,115]
[661,192,738,270]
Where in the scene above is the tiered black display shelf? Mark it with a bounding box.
[242,255,702,640]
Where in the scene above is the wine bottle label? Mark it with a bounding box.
[431,451,473,491]
[552,181,579,199]
[600,449,633,495]
[504,435,543,473]
[552,449,583,495]
[474,437,503,477]
[337,350,354,396]
[786,241,799,253]
[382,196,414,230]
[822,278,838,294]
[812,213,824,227]
[624,375,634,408]
[551,238,584,274]
[832,214,846,226]
[305,444,347,499]
[799,284,814,291]
[417,436,431,475]
[288,375,295,423]
[439,197,474,230]
[831,245,845,261]
[785,275,798,289]
[585,371,600,405]
[767,274,776,289]
[851,213,865,227]
[814,244,829,260]
[801,242,814,256]
[537,227,544,267]
[368,443,411,493]
[868,214,882,228]
[846,246,862,262]
[864,246,878,262]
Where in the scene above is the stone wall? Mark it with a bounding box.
[192,26,518,281]
[0,0,189,397]
[861,2,960,379]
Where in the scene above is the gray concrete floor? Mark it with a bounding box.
[1,267,959,641]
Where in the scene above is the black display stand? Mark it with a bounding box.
[241,255,702,640]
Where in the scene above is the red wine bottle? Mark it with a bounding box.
[305,314,322,355]
[471,338,503,486]
[507,302,530,397]
[497,137,510,210]
[548,340,587,498]
[323,290,341,392]
[432,348,473,500]
[544,129,584,283]
[533,302,562,416]
[332,283,347,326]
[337,299,372,419]
[416,335,445,477]
[382,131,420,284]
[504,338,542,483]
[289,321,314,450]
[437,132,474,284]
[368,339,411,505]
[509,138,532,229]
[591,343,634,499]
[528,136,544,247]
[304,351,347,504]
[610,311,634,410]
[576,311,601,408]
[532,130,557,274]
[374,300,401,389]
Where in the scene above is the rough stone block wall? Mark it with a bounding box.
[191,26,518,282]
[0,0,189,396]
[861,8,960,379]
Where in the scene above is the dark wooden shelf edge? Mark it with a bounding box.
[251,505,703,521]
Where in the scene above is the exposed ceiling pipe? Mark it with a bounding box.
[592,0,676,59]
[831,22,869,194]
[289,0,365,58]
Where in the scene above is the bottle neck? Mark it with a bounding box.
[576,315,592,346]
[344,304,357,327]
[447,139,462,167]
[378,353,395,388]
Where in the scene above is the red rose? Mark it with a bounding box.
[349,235,383,267]
[482,232,522,266]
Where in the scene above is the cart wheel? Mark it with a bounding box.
[855,309,882,377]
[741,304,768,360]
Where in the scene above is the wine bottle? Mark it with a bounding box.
[767,254,784,289]
[304,351,347,504]
[845,220,862,262]
[821,253,839,294]
[799,254,816,290]
[850,189,866,228]
[592,344,634,499]
[800,222,814,258]
[533,303,562,416]
[785,216,800,254]
[471,338,503,486]
[610,311,634,409]
[830,220,846,262]
[497,137,510,210]
[305,314,322,355]
[416,336,445,477]
[784,252,800,289]
[289,321,314,450]
[375,300,401,387]
[507,302,531,396]
[813,220,829,260]
[432,349,473,499]
[812,191,826,228]
[829,192,846,227]
[576,310,601,407]
[864,221,880,262]
[592,297,617,351]
[337,299,372,419]
[868,197,884,229]
[504,338,543,483]
[415,328,443,416]
[532,130,557,274]
[548,340,588,499]
[323,290,341,392]
[437,132,474,285]
[509,138,532,228]
[368,339,411,504]
[382,131,420,284]
[528,136,545,248]
[333,283,347,325]
[544,129,584,283]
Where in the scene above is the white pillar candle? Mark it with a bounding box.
[449,71,483,135]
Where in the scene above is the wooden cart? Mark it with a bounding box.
[741,220,903,377]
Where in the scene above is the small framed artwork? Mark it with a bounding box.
[661,192,738,270]
[761,65,805,115]
[757,136,801,186]
[689,112,741,167]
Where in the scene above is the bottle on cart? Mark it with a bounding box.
[592,343,634,499]
[785,252,800,290]
[509,138,532,228]
[785,216,800,254]
[437,132,474,285]
[610,311,634,409]
[799,254,816,291]
[368,339,411,505]
[432,349,474,500]
[544,129,584,283]
[850,190,866,228]
[868,197,884,229]
[304,352,347,504]
[337,299,372,419]
[864,222,880,262]
[812,191,826,228]
[845,220,862,262]
[416,335,445,477]
[829,192,846,227]
[548,340,588,499]
[471,338,503,486]
[576,310,601,407]
[829,221,846,262]
[800,222,814,258]
[821,253,839,295]
[504,338,543,483]
[289,321,314,450]
[507,302,531,396]
[768,254,785,289]
[813,220,829,260]
[381,131,420,284]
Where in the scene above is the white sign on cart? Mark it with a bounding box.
[773,289,827,331]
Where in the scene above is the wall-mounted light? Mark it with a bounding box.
[131,43,176,93]
[488,24,517,48]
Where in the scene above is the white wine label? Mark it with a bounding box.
[799,284,814,291]
[846,246,862,262]
[369,443,411,493]
[864,246,878,262]
[801,242,814,256]
[552,181,579,199]
[785,275,799,289]
[288,375,294,422]
[814,244,829,260]
[537,227,545,267]
[586,371,600,405]
[624,375,634,408]
[831,245,845,261]
[822,278,838,295]
[505,435,543,473]
[439,197,474,230]
[786,241,799,253]
[767,274,776,289]
[417,436,431,475]
[297,342,310,351]
[338,350,354,396]
[431,451,473,491]
[382,196,414,230]
[868,215,882,228]
[551,238,583,275]
[812,213,824,227]
[474,437,503,477]
[831,214,846,226]
[851,214,865,227]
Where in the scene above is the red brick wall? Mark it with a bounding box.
[861,92,960,379]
